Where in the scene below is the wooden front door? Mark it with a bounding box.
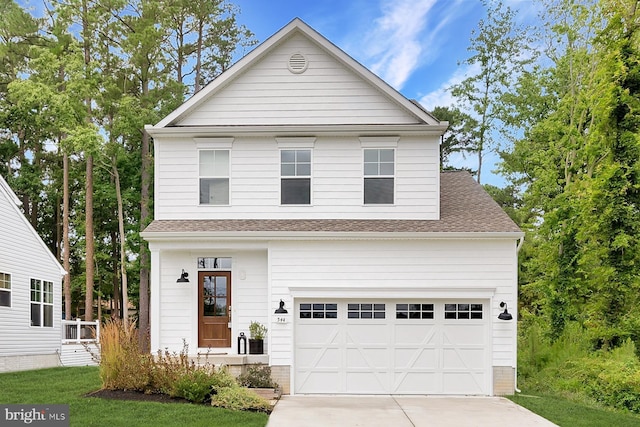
[198,271,231,348]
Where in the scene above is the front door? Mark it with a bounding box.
[198,271,231,348]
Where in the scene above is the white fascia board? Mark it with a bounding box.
[144,124,449,138]
[288,286,497,300]
[141,230,524,242]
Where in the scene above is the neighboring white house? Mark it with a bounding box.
[142,18,523,396]
[0,175,66,372]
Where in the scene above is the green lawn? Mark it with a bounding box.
[508,392,640,427]
[0,367,268,427]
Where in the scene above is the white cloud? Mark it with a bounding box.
[417,62,479,111]
[360,0,437,89]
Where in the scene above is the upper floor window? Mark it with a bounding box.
[281,149,311,205]
[31,279,53,327]
[364,148,394,204]
[0,272,10,307]
[199,150,229,205]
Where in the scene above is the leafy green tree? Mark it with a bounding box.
[451,0,535,183]
[431,106,479,171]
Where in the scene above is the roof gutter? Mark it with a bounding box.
[141,230,525,242]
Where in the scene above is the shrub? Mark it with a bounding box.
[211,386,272,413]
[237,365,279,389]
[99,319,152,391]
[173,370,216,403]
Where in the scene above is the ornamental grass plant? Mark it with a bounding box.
[98,318,272,412]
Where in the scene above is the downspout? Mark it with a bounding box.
[514,235,525,393]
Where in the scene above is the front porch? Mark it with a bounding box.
[60,319,100,367]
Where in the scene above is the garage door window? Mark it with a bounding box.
[444,303,483,319]
[347,303,385,319]
[396,303,434,319]
[300,303,337,319]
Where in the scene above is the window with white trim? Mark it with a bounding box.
[299,303,337,319]
[396,303,434,319]
[199,150,229,205]
[348,303,385,319]
[364,148,394,204]
[30,279,53,327]
[0,272,10,307]
[444,303,483,319]
[281,149,311,205]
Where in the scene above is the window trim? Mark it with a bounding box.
[363,148,395,205]
[198,149,231,206]
[0,272,11,308]
[280,148,312,205]
[30,278,54,328]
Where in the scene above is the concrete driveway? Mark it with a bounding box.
[266,395,557,427]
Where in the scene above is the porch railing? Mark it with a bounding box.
[62,319,100,344]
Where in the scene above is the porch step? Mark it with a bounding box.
[59,343,99,367]
[191,354,269,366]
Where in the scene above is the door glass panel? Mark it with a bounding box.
[203,275,229,317]
[203,276,215,316]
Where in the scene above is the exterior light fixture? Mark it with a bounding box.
[275,299,288,314]
[176,269,189,283]
[498,301,513,320]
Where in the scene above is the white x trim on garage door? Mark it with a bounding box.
[294,299,491,395]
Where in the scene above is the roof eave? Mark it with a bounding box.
[141,230,524,241]
[144,124,448,138]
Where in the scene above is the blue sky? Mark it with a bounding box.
[235,0,542,186]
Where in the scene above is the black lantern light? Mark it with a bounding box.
[498,301,513,320]
[176,269,189,283]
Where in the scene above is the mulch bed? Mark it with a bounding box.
[86,389,193,405]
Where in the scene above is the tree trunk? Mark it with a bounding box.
[113,160,129,327]
[63,153,72,320]
[85,155,94,321]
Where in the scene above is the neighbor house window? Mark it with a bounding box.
[364,148,394,204]
[281,149,311,204]
[199,150,229,205]
[0,272,10,307]
[30,279,53,327]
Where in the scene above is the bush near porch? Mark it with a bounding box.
[99,319,273,412]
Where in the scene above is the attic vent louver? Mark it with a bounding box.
[288,53,308,74]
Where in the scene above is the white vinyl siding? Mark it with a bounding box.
[269,239,517,369]
[154,136,439,220]
[150,249,268,354]
[0,179,62,365]
[177,34,419,126]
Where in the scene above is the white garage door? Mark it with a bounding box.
[294,300,490,395]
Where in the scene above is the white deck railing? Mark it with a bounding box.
[62,319,100,344]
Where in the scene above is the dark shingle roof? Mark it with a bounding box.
[143,171,521,235]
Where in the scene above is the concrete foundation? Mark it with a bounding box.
[0,353,60,373]
[493,366,515,395]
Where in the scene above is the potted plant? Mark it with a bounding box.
[248,321,267,354]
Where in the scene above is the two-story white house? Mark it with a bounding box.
[142,18,523,396]
[0,175,66,372]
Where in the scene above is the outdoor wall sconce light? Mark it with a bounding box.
[176,269,189,283]
[498,301,513,320]
[274,299,288,314]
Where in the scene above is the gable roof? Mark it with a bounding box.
[150,18,443,130]
[142,171,522,239]
[0,175,66,276]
